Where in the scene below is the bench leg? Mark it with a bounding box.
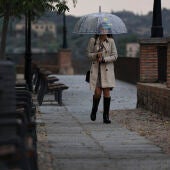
[55,90,62,106]
[34,77,40,93]
[37,87,46,106]
[54,91,58,101]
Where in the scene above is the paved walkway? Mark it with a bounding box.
[38,75,170,170]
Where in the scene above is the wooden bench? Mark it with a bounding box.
[33,67,59,94]
[0,83,38,170]
[0,61,37,169]
[32,64,69,106]
[37,69,69,106]
[0,117,37,170]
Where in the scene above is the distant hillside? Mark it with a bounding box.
[113,9,170,36]
[42,8,170,37]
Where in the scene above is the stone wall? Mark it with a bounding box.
[139,38,167,83]
[6,51,74,74]
[137,38,170,117]
[114,57,139,84]
[58,49,74,75]
[167,41,170,88]
[140,44,158,82]
[137,83,170,117]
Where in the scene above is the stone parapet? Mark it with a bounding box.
[167,40,170,88]
[137,83,170,117]
[139,38,167,83]
[58,49,74,75]
[139,44,158,82]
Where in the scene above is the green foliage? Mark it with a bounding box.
[0,0,74,19]
[0,0,77,59]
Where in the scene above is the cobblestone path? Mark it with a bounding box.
[38,76,170,170]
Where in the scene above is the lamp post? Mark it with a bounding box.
[25,11,32,91]
[62,11,67,48]
[151,0,166,83]
[151,0,163,37]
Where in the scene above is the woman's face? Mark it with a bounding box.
[100,34,107,39]
[99,28,108,34]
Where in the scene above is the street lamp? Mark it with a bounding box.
[151,0,163,37]
[25,11,32,91]
[62,11,68,48]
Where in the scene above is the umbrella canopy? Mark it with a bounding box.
[73,12,127,34]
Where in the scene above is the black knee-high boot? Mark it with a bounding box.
[103,97,111,124]
[90,95,101,121]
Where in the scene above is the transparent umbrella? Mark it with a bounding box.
[73,12,127,35]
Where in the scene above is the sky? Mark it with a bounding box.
[67,0,170,16]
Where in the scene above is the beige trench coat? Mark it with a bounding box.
[87,37,118,91]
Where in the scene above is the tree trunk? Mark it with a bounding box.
[0,13,9,60]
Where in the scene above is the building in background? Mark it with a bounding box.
[15,21,57,37]
[126,43,140,57]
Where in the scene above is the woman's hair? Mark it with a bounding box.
[94,34,99,39]
[94,34,113,39]
[107,34,113,38]
[94,34,99,46]
[94,34,113,45]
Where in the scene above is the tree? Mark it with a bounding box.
[0,0,77,59]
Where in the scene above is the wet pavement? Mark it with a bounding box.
[37,75,170,170]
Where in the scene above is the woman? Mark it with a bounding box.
[87,32,118,124]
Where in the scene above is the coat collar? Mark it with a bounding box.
[102,38,109,48]
[96,37,109,43]
[96,37,109,51]
[96,37,109,46]
[95,37,110,51]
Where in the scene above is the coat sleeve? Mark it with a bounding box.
[87,38,98,61]
[104,39,118,63]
